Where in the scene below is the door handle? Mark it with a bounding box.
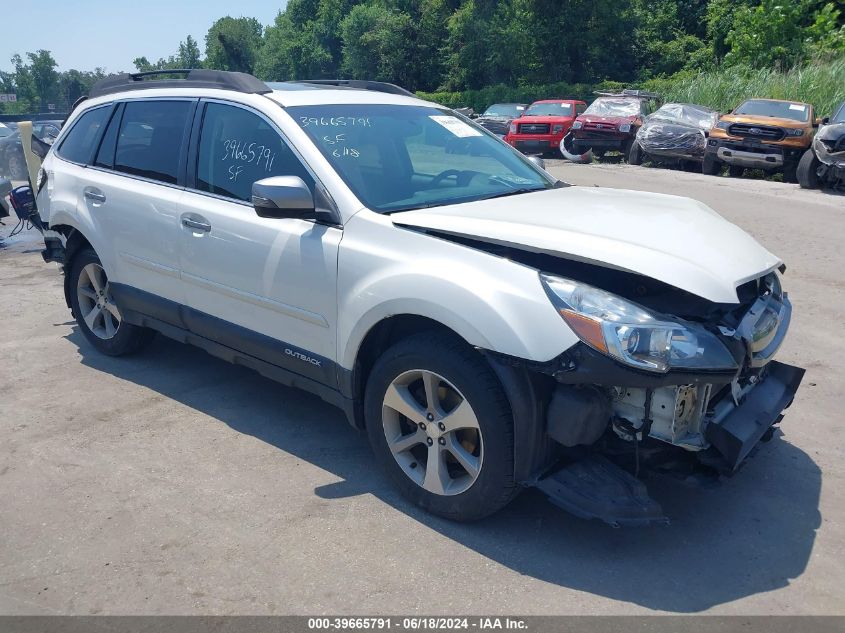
[84,190,106,203]
[182,217,212,232]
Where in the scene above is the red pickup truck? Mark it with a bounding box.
[505,99,587,156]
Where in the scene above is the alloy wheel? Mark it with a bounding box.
[381,369,483,496]
[76,263,121,340]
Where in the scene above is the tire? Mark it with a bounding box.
[364,331,518,521]
[8,152,26,181]
[783,160,799,184]
[702,153,720,176]
[69,248,154,356]
[728,165,744,178]
[627,141,644,166]
[797,149,821,189]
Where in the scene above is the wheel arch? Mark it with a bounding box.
[49,221,95,309]
[344,312,557,483]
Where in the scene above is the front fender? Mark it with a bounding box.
[337,211,577,370]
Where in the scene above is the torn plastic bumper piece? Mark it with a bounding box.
[705,360,804,472]
[535,455,668,527]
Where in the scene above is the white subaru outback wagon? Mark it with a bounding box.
[35,70,803,525]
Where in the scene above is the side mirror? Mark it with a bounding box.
[252,176,315,220]
[527,155,545,170]
[31,135,51,160]
[820,117,829,126]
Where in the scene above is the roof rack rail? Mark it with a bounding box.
[594,88,661,100]
[89,69,272,99]
[287,79,416,98]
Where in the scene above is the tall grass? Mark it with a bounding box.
[417,59,845,116]
[643,59,845,115]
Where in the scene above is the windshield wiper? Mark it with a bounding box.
[475,187,547,202]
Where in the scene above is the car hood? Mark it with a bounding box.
[516,115,574,124]
[393,187,781,304]
[719,114,807,128]
[577,115,637,126]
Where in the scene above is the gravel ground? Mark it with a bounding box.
[0,163,842,615]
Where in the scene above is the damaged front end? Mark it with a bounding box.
[812,123,845,188]
[527,269,803,526]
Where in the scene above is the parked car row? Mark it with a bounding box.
[492,90,844,192]
[0,120,63,180]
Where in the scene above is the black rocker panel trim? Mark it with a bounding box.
[110,283,342,392]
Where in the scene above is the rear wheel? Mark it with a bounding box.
[364,332,517,521]
[69,249,154,356]
[728,165,744,178]
[797,149,821,189]
[702,153,720,176]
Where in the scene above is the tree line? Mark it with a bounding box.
[2,0,843,114]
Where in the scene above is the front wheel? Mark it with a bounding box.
[364,332,517,521]
[783,160,799,184]
[69,249,154,356]
[702,153,721,176]
[627,140,645,165]
[797,149,821,189]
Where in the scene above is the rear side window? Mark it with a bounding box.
[196,102,313,202]
[57,106,111,164]
[113,100,192,184]
[576,103,587,115]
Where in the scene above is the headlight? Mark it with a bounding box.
[540,273,738,373]
[509,123,517,134]
[552,124,564,134]
[572,121,583,130]
[785,128,804,137]
[619,123,632,133]
[715,121,730,130]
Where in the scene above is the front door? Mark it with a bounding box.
[178,101,341,387]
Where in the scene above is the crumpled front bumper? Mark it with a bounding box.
[705,360,804,471]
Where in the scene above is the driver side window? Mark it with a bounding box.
[196,102,313,202]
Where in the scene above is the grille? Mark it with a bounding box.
[519,123,550,134]
[727,123,785,141]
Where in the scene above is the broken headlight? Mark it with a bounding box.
[540,273,738,373]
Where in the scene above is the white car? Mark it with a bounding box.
[34,70,804,525]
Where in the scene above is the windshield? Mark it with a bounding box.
[650,103,718,130]
[734,99,809,122]
[525,102,573,116]
[832,102,845,124]
[583,98,642,118]
[291,104,554,213]
[0,124,12,139]
[482,104,525,118]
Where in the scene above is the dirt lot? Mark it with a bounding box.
[0,164,843,615]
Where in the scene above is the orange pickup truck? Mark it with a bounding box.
[703,98,818,182]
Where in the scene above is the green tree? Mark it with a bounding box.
[26,50,59,111]
[205,16,263,73]
[339,3,415,84]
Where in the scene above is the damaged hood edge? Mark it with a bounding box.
[393,187,782,304]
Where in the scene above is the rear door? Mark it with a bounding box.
[177,100,341,386]
[80,98,195,317]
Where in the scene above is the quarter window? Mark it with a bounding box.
[113,100,192,184]
[57,106,111,164]
[196,102,313,202]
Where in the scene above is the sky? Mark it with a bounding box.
[2,0,287,74]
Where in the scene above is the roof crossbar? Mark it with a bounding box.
[89,69,272,99]
[288,79,416,98]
